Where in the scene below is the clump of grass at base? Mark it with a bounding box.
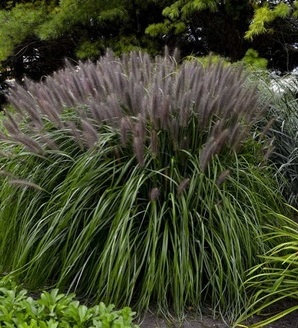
[0,50,289,321]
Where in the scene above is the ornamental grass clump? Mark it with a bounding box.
[0,50,288,321]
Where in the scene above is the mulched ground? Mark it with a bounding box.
[138,312,227,327]
[138,312,298,327]
[137,301,298,327]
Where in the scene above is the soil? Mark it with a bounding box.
[137,303,298,328]
[138,312,228,328]
[138,312,298,328]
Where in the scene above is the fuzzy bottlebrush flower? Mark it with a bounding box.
[5,49,265,166]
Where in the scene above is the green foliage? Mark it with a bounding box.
[0,2,47,61]
[245,2,292,40]
[145,0,298,72]
[145,19,187,38]
[75,41,104,60]
[37,0,115,39]
[0,277,138,328]
[146,1,236,33]
[155,0,297,42]
[0,50,289,320]
[295,0,298,17]
[162,0,218,20]
[189,53,231,65]
[241,49,268,69]
[234,209,298,328]
[146,0,220,37]
[0,0,165,62]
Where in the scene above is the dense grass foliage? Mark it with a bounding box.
[234,210,298,328]
[0,51,289,320]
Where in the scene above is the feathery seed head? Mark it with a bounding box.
[149,187,160,201]
[5,49,266,168]
[177,178,190,195]
[216,170,231,186]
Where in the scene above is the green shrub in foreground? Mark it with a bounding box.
[0,278,138,328]
[0,50,290,321]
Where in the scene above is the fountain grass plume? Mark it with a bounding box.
[6,49,264,168]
